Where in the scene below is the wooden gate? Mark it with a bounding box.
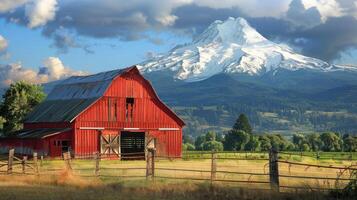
[100,130,120,158]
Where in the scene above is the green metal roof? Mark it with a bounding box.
[25,98,97,123]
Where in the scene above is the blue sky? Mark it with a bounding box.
[0,18,190,73]
[0,0,357,87]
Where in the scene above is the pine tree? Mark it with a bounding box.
[233,114,252,134]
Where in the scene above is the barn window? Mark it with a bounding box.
[108,98,118,121]
[125,97,134,122]
[61,140,70,152]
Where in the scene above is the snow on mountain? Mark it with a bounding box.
[138,17,356,82]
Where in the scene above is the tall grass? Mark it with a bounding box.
[0,172,345,200]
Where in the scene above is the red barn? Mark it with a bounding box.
[0,66,184,158]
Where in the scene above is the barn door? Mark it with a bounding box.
[100,130,120,158]
[145,134,156,150]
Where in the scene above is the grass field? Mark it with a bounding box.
[0,152,356,199]
[0,175,346,200]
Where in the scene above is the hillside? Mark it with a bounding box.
[137,17,357,136]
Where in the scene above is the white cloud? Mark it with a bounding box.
[0,35,10,59]
[0,57,87,87]
[40,57,86,80]
[0,35,8,52]
[0,0,28,13]
[194,0,291,17]
[301,0,343,21]
[25,0,58,28]
[333,48,357,66]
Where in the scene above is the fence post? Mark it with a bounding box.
[40,155,44,167]
[269,149,279,192]
[151,149,155,179]
[316,151,320,160]
[7,149,14,174]
[146,148,155,180]
[94,152,100,176]
[33,152,39,175]
[63,152,72,171]
[22,156,27,174]
[146,149,151,179]
[211,151,217,185]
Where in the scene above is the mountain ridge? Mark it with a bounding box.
[138,17,356,82]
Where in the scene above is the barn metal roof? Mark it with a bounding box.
[47,68,127,100]
[26,98,97,122]
[3,128,72,139]
[25,67,132,123]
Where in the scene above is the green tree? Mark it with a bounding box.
[202,141,224,151]
[268,134,290,151]
[259,135,272,151]
[343,134,357,152]
[223,130,250,151]
[232,114,252,134]
[307,133,322,151]
[205,131,216,142]
[292,133,310,151]
[216,133,224,143]
[194,135,206,150]
[245,135,261,151]
[320,132,342,152]
[183,134,194,144]
[183,143,195,151]
[0,116,5,134]
[0,81,45,134]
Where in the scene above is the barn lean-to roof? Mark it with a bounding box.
[2,128,72,139]
[25,66,185,126]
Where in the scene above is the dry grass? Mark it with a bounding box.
[0,155,356,200]
[0,173,342,200]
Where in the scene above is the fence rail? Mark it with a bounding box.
[0,149,356,192]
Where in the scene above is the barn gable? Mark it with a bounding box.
[25,66,184,126]
[102,67,184,126]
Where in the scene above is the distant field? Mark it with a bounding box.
[183,151,357,161]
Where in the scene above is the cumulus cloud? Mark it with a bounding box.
[286,0,322,27]
[194,0,291,17]
[0,35,10,59]
[301,0,343,21]
[0,0,28,13]
[1,0,357,62]
[287,16,357,61]
[0,35,8,52]
[25,0,57,28]
[0,57,86,87]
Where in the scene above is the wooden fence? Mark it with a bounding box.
[0,149,40,175]
[0,149,356,192]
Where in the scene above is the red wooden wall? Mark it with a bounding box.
[0,130,71,157]
[73,69,183,157]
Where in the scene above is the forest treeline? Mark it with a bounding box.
[183,114,357,152]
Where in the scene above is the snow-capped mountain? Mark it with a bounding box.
[138,17,355,82]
